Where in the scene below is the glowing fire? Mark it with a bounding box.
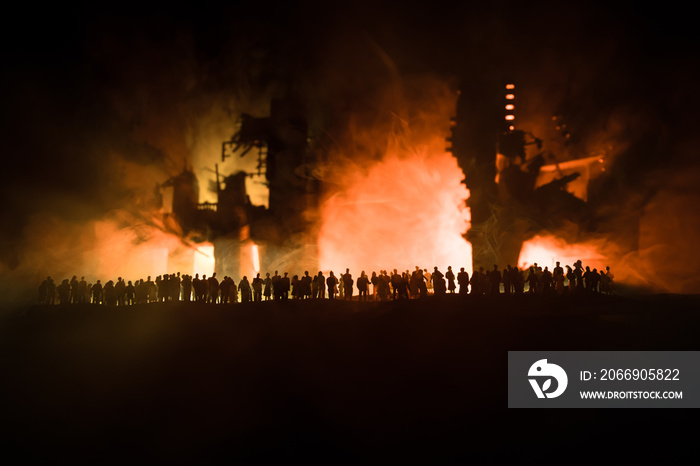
[518,235,607,271]
[194,244,215,278]
[318,150,472,277]
[21,211,219,285]
[251,244,260,274]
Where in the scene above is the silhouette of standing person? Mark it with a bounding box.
[78,277,87,304]
[252,273,263,302]
[192,274,200,301]
[104,280,117,306]
[208,273,220,303]
[505,267,515,294]
[281,272,290,300]
[541,267,553,294]
[445,266,456,293]
[416,269,428,298]
[115,277,126,305]
[46,277,56,304]
[311,272,320,298]
[327,271,338,299]
[397,272,410,299]
[433,267,446,295]
[565,266,575,293]
[291,275,300,299]
[457,267,469,295]
[409,267,421,298]
[583,266,593,293]
[239,276,252,303]
[316,271,326,299]
[371,271,379,300]
[377,270,390,301]
[391,269,401,300]
[590,268,601,293]
[171,273,181,301]
[264,273,272,301]
[182,274,192,302]
[230,278,238,303]
[553,262,564,295]
[600,266,614,295]
[57,279,71,305]
[220,276,231,303]
[126,280,135,305]
[343,268,353,300]
[424,268,432,293]
[489,265,501,295]
[357,271,370,301]
[70,276,79,303]
[527,266,539,294]
[301,271,313,299]
[92,280,103,304]
[574,260,584,293]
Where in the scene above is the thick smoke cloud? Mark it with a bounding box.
[0,6,278,308]
[1,2,699,309]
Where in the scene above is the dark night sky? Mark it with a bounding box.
[1,0,699,280]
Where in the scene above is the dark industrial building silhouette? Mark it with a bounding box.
[448,78,639,271]
[158,81,635,278]
[161,97,319,279]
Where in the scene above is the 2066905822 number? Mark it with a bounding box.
[600,368,680,381]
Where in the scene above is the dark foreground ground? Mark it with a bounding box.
[1,293,699,463]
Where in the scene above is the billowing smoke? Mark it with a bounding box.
[611,164,700,294]
[308,57,473,275]
[485,11,700,294]
[318,146,472,277]
[0,10,277,310]
[513,116,700,294]
[2,2,699,310]
[518,167,700,295]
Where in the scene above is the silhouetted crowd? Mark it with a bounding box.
[37,260,615,305]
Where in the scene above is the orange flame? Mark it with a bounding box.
[251,244,260,274]
[316,79,472,278]
[518,235,607,271]
[193,244,215,278]
[318,149,472,277]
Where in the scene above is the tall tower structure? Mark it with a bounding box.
[449,80,544,270]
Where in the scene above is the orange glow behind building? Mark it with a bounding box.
[251,244,260,274]
[316,81,473,278]
[193,244,215,278]
[518,235,607,271]
[318,149,472,277]
[74,215,216,282]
